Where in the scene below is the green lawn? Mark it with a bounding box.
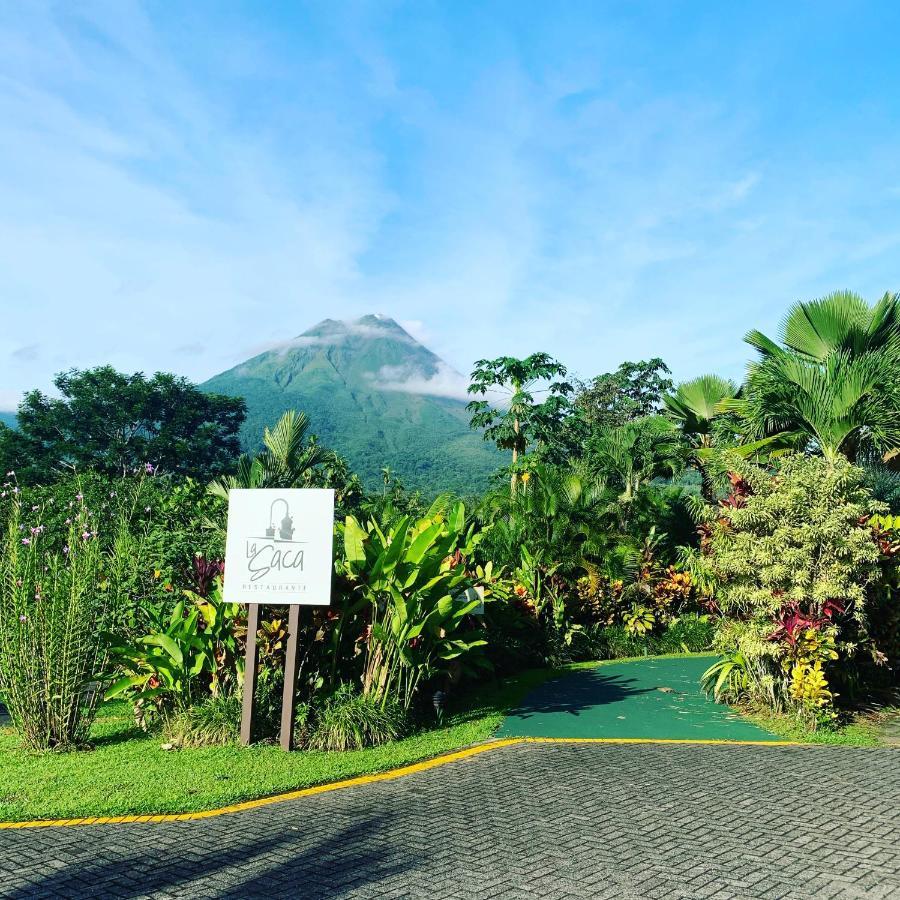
[0,666,562,822]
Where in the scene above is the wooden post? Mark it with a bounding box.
[240,603,260,746]
[280,604,302,751]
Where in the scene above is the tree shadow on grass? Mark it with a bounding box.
[504,670,656,721]
[7,812,414,900]
[88,723,152,749]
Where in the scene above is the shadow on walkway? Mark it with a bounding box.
[8,813,415,899]
[509,671,655,721]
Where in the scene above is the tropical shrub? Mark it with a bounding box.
[164,694,242,747]
[592,614,714,659]
[340,497,489,711]
[306,684,406,751]
[105,585,243,725]
[0,482,138,749]
[7,470,225,635]
[482,590,549,673]
[698,453,889,723]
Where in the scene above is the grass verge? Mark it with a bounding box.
[0,666,564,822]
[737,701,900,747]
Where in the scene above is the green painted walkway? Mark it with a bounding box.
[498,655,780,741]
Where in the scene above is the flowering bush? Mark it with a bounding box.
[0,476,140,749]
[699,453,891,724]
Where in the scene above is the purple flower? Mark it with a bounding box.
[21,537,30,545]
[81,531,91,541]
[19,614,26,622]
[145,462,155,474]
[75,493,84,501]
[63,545,70,555]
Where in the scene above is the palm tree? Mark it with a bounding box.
[208,410,332,499]
[664,375,739,450]
[484,463,616,593]
[738,291,900,461]
[664,375,739,499]
[586,415,684,502]
[748,289,900,362]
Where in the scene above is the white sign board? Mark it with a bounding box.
[224,488,335,606]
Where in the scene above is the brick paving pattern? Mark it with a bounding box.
[1,742,898,899]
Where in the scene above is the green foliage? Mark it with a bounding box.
[209,410,357,505]
[467,353,573,477]
[589,615,714,660]
[5,471,225,633]
[0,485,139,749]
[623,605,655,636]
[1,366,245,484]
[705,454,882,619]
[482,463,613,594]
[737,291,900,460]
[664,374,739,446]
[584,415,685,501]
[105,589,243,722]
[164,694,242,748]
[306,684,407,751]
[575,358,673,428]
[341,497,489,711]
[701,651,749,701]
[700,453,887,720]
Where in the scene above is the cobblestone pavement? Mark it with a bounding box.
[1,742,899,899]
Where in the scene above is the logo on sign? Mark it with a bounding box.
[242,498,306,582]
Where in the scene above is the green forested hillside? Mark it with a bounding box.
[202,315,506,493]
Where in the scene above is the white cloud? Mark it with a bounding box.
[371,362,471,401]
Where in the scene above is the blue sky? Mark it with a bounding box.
[2,1,900,409]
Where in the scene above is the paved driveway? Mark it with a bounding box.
[2,741,898,899]
[499,656,780,741]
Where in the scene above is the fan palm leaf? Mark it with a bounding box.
[663,375,738,444]
[741,291,900,460]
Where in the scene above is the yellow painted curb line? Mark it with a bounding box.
[0,735,802,830]
[522,737,802,747]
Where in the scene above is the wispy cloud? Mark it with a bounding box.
[11,344,39,362]
[371,362,470,401]
[1,1,899,400]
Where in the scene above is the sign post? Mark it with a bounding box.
[224,488,335,750]
[239,602,260,746]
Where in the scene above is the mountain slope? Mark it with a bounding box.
[202,315,506,493]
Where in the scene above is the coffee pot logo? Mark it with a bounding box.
[264,498,295,541]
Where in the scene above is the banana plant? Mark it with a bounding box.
[340,495,489,710]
